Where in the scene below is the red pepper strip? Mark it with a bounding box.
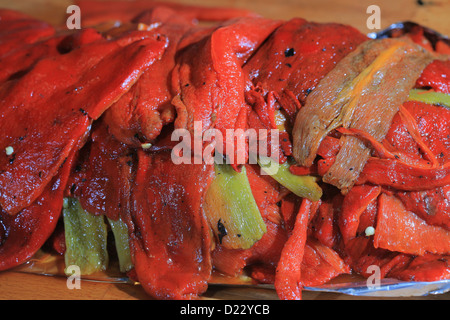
[289,165,317,176]
[0,148,76,271]
[129,150,215,300]
[247,171,288,267]
[0,28,103,84]
[0,33,167,215]
[277,89,302,120]
[247,236,350,286]
[339,185,381,243]
[380,253,413,278]
[244,18,367,107]
[338,126,441,170]
[338,193,412,279]
[103,7,194,147]
[390,254,450,282]
[247,265,277,284]
[337,127,397,160]
[76,0,259,27]
[245,164,280,218]
[246,90,279,131]
[49,223,66,256]
[396,186,450,231]
[0,34,63,83]
[301,239,350,287]
[310,201,338,248]
[211,245,252,277]
[367,101,450,167]
[398,105,439,168]
[248,218,289,272]
[279,131,293,156]
[343,236,407,279]
[357,158,450,191]
[280,193,302,232]
[0,10,55,58]
[317,157,336,177]
[290,134,341,176]
[274,198,319,300]
[245,89,293,161]
[171,17,281,168]
[355,195,378,236]
[341,237,371,275]
[416,60,450,94]
[76,34,168,120]
[70,122,134,221]
[316,135,341,159]
[375,193,450,255]
[399,101,450,165]
[246,101,288,164]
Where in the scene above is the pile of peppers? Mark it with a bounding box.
[0,0,449,300]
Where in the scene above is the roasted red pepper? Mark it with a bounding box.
[0,30,167,215]
[171,17,281,167]
[70,121,134,221]
[0,4,449,302]
[274,198,319,300]
[0,148,76,271]
[129,150,215,299]
[103,7,194,147]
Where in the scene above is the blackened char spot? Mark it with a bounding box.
[284,48,296,57]
[217,219,227,244]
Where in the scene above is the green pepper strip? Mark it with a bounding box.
[258,156,322,202]
[408,89,450,108]
[107,217,133,273]
[203,164,266,250]
[63,198,109,275]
